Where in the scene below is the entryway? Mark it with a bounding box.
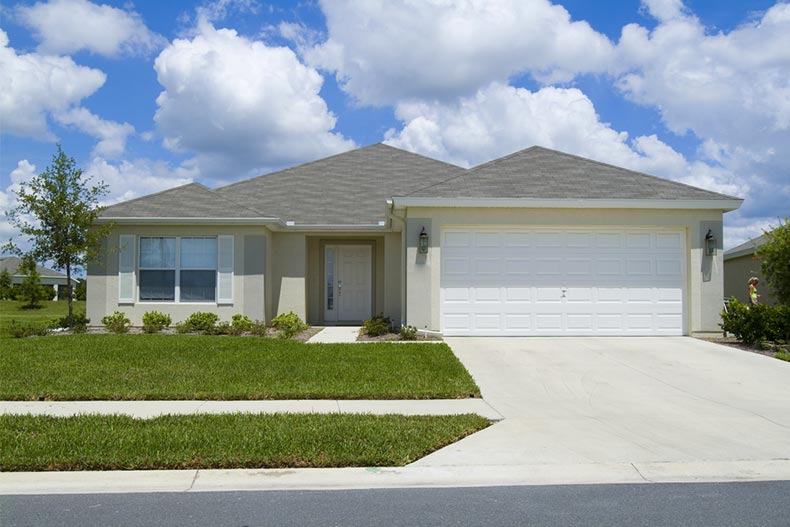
[324,244,372,323]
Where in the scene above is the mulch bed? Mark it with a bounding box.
[700,336,790,359]
[356,331,442,342]
[52,326,322,341]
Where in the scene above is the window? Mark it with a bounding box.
[139,237,175,301]
[138,236,217,302]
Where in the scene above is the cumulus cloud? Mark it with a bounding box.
[153,19,355,180]
[85,157,196,206]
[306,0,614,105]
[0,29,106,139]
[55,108,135,159]
[17,0,166,57]
[0,160,38,241]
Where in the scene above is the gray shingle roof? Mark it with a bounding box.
[101,144,740,225]
[213,143,465,224]
[101,183,262,218]
[406,146,739,201]
[724,234,767,260]
[0,256,69,279]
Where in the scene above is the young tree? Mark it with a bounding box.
[4,145,112,325]
[0,268,12,300]
[757,218,790,305]
[17,254,47,308]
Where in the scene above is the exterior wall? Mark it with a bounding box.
[403,207,726,335]
[724,254,776,306]
[89,227,404,327]
[87,225,269,326]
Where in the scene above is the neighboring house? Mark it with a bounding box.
[88,144,742,336]
[723,234,776,305]
[0,256,78,299]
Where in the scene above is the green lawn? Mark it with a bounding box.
[1,334,481,400]
[0,413,490,471]
[0,300,86,337]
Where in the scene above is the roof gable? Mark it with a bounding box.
[0,256,69,279]
[405,146,739,201]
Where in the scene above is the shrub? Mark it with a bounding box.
[250,320,268,337]
[102,311,131,333]
[271,311,308,339]
[232,314,255,333]
[7,320,49,338]
[721,298,789,346]
[53,313,90,333]
[205,321,233,335]
[362,314,392,337]
[399,324,418,340]
[142,311,171,334]
[184,312,219,332]
[174,321,191,334]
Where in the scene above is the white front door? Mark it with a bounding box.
[324,245,372,323]
[440,228,686,336]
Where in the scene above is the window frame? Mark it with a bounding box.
[137,236,219,304]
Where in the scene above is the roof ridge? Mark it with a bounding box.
[102,182,202,211]
[468,145,543,171]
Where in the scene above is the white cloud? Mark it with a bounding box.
[0,29,106,139]
[640,0,687,22]
[153,19,354,180]
[0,160,38,243]
[306,0,614,105]
[17,0,165,58]
[55,108,135,159]
[385,82,743,195]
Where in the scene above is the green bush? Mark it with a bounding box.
[399,324,418,340]
[205,321,234,335]
[250,320,268,337]
[271,311,308,339]
[174,321,191,334]
[232,314,255,333]
[184,312,219,332]
[721,298,789,346]
[362,314,392,337]
[102,311,131,333]
[142,311,171,334]
[52,313,90,333]
[7,320,49,338]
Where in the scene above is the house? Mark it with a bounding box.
[0,255,79,299]
[88,144,742,336]
[724,234,776,305]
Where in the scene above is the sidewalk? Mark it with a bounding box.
[0,399,503,419]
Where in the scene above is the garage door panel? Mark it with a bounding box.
[441,228,685,336]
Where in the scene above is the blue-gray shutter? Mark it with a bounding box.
[118,234,135,303]
[217,235,234,304]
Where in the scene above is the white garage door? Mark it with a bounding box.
[441,228,685,336]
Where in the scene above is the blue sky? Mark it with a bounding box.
[1,0,789,250]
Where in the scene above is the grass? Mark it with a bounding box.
[0,334,481,400]
[777,352,790,362]
[0,413,490,471]
[0,300,86,337]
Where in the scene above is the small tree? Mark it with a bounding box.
[757,218,790,305]
[17,255,47,308]
[0,268,12,300]
[4,145,112,325]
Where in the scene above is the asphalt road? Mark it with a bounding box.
[3,481,789,527]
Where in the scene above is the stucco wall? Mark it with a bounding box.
[724,254,776,305]
[403,207,727,335]
[87,225,269,326]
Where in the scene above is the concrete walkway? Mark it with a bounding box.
[0,399,502,419]
[306,326,360,343]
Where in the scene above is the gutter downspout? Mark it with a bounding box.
[388,200,408,327]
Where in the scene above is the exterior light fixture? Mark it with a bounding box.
[418,227,429,254]
[705,229,716,256]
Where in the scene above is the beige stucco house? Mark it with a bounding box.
[88,144,742,336]
[724,234,777,305]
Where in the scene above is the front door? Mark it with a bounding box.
[324,245,372,323]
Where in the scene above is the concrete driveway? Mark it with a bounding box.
[415,337,790,471]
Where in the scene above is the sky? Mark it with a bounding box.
[1,0,789,252]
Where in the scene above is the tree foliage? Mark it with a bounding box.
[757,218,790,305]
[0,268,12,300]
[4,145,112,324]
[17,255,47,308]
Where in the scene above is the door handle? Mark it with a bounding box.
[338,281,342,295]
[561,288,567,298]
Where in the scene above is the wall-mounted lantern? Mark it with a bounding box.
[418,227,429,254]
[705,229,716,256]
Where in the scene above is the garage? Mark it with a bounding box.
[440,227,686,336]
